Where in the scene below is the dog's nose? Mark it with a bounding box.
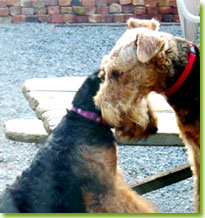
[150,127,158,134]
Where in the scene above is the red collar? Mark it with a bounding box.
[165,43,196,96]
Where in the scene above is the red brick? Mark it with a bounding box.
[48,6,59,14]
[12,14,25,23]
[51,14,64,22]
[22,7,34,15]
[92,14,112,22]
[34,7,46,15]
[0,0,7,7]
[173,14,179,22]
[63,14,76,22]
[113,13,124,22]
[158,6,172,14]
[122,5,134,13]
[124,13,135,21]
[85,6,96,15]
[134,6,146,14]
[149,14,161,21]
[0,16,12,22]
[81,0,95,7]
[76,15,88,22]
[162,14,173,22]
[20,0,32,7]
[97,7,108,15]
[9,6,21,15]
[73,6,86,15]
[136,14,149,19]
[109,3,122,13]
[157,0,169,6]
[6,0,19,6]
[145,0,157,7]
[172,7,178,14]
[147,7,158,15]
[0,7,9,16]
[25,15,38,22]
[169,0,177,7]
[89,14,102,22]
[133,0,144,6]
[70,0,82,6]
[61,6,72,14]
[100,15,108,22]
[119,0,132,5]
[102,14,113,22]
[38,14,51,22]
[59,0,71,6]
[96,0,107,7]
[107,0,119,4]
[45,0,57,6]
[32,1,45,8]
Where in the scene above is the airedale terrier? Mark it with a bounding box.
[97,69,158,141]
[94,19,200,212]
[0,71,157,213]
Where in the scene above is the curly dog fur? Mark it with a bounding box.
[94,19,200,212]
[97,69,158,141]
[0,70,157,213]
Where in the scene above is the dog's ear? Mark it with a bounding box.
[127,18,160,31]
[136,33,166,63]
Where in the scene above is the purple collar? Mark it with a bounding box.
[71,105,111,128]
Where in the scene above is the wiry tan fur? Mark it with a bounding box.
[80,143,158,213]
[94,18,200,212]
[97,65,158,141]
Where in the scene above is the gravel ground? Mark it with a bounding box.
[0,23,200,213]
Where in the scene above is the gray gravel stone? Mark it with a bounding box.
[0,23,199,213]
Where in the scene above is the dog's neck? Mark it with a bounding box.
[165,43,200,126]
[165,43,197,96]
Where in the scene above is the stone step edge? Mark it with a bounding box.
[4,119,184,146]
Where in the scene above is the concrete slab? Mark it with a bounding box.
[4,76,184,146]
[4,119,48,144]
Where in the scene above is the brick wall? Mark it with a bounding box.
[0,0,179,23]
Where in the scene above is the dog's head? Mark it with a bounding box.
[94,18,179,140]
[72,70,102,115]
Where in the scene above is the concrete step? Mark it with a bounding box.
[4,76,183,146]
[4,119,48,144]
[4,117,183,146]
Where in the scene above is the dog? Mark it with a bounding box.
[94,19,200,212]
[0,70,157,213]
[97,69,158,141]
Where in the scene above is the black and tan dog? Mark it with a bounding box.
[0,71,157,213]
[94,18,200,212]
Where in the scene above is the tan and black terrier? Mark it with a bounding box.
[0,71,157,213]
[94,19,200,212]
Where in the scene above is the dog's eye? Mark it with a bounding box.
[165,48,172,54]
[112,70,120,79]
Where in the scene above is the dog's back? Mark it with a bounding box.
[0,71,115,213]
[0,117,86,212]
